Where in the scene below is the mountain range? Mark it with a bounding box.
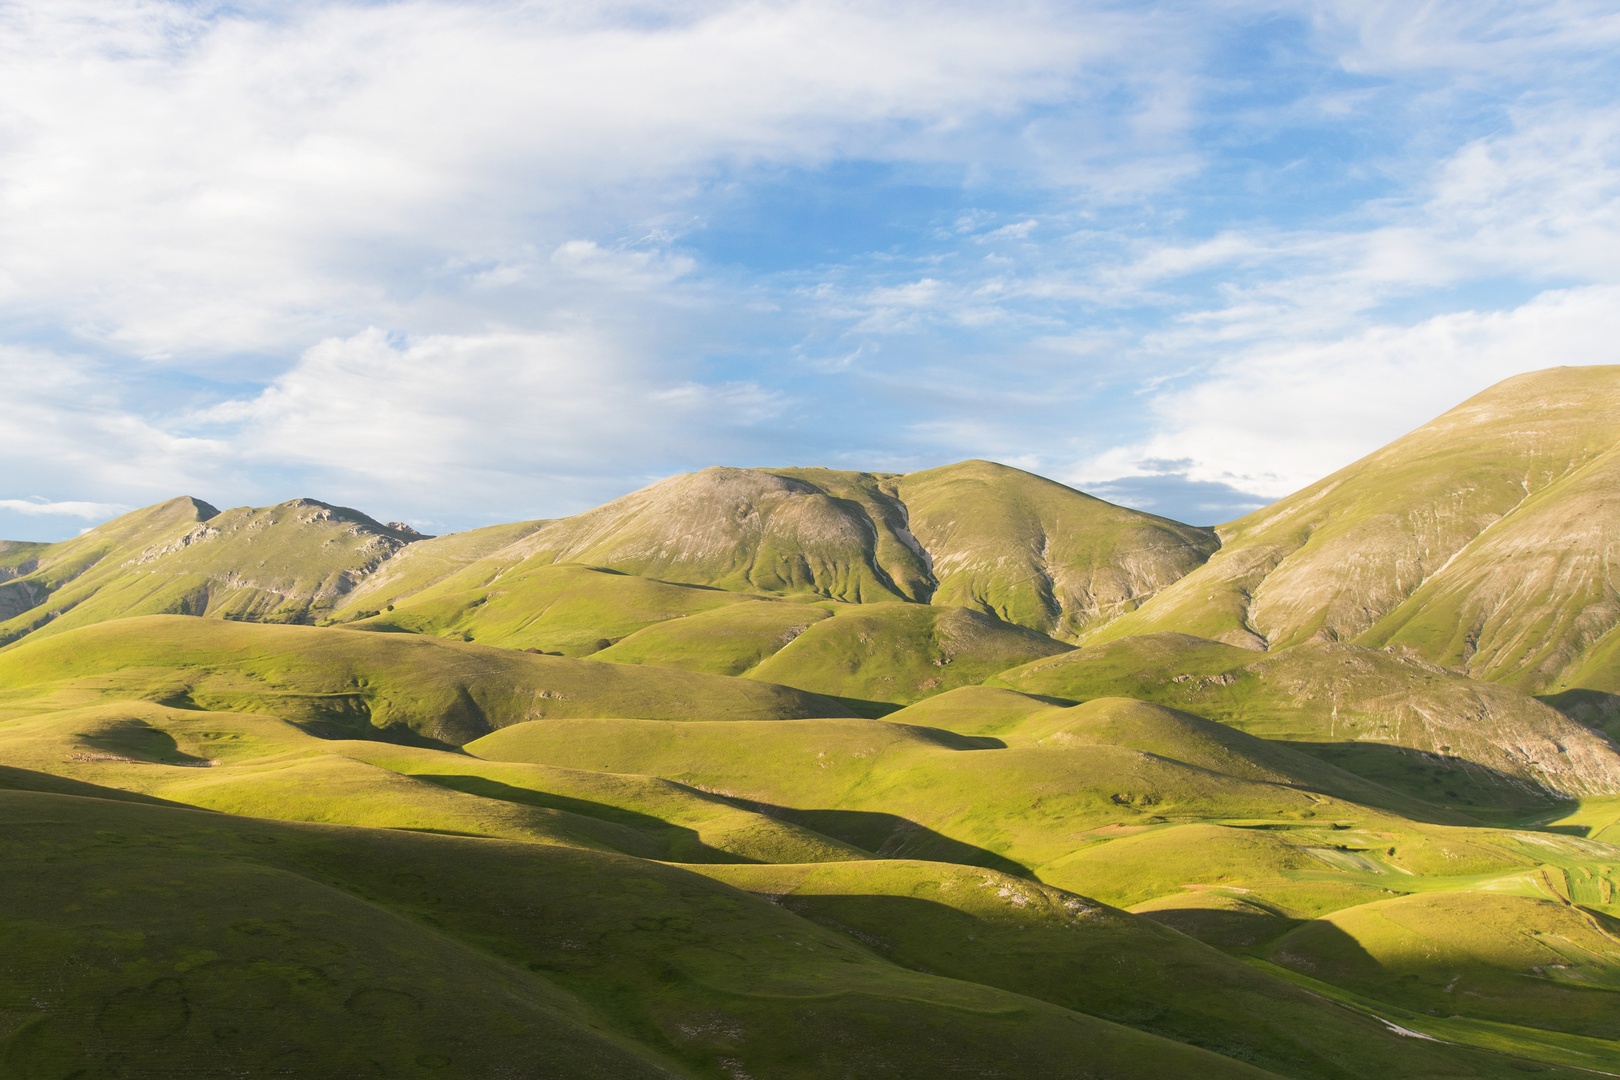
[2,365,1619,1078]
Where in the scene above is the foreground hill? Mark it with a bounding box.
[1094,367,1620,697]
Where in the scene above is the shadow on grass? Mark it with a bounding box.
[0,764,200,808]
[761,890,1403,1078]
[420,774,1030,876]
[1290,741,1564,821]
[824,695,905,719]
[1134,904,1301,951]
[416,774,767,864]
[744,801,1030,878]
[81,725,218,766]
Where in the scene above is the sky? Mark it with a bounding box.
[3,0,1620,540]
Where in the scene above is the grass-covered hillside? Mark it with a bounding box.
[4,366,1620,1077]
[1094,367,1620,683]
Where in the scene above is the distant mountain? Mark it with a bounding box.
[1093,366,1620,698]
[0,497,424,647]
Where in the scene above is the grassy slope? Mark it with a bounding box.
[694,860,1560,1080]
[350,562,759,655]
[1264,891,1620,1040]
[744,602,1072,707]
[595,598,838,674]
[1363,438,1620,694]
[464,710,1522,899]
[2,789,1313,1080]
[462,706,1620,1072]
[1093,366,1620,661]
[0,616,852,744]
[356,575,1073,710]
[469,466,921,603]
[995,633,1620,811]
[894,459,1219,640]
[1,631,1615,1074]
[880,684,1070,735]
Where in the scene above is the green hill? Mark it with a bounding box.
[1092,367,1620,697]
[892,460,1218,638]
[330,461,1215,645]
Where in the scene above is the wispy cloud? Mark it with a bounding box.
[0,498,125,518]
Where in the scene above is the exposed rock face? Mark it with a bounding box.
[1096,366,1620,691]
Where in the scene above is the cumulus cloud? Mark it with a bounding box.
[1066,285,1620,511]
[200,327,782,515]
[0,345,226,502]
[4,1,1620,534]
[0,0,1130,358]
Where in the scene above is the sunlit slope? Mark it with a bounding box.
[893,460,1218,639]
[1095,366,1620,659]
[996,633,1620,809]
[351,562,761,655]
[879,684,1069,735]
[354,574,1072,708]
[1,789,1313,1080]
[0,793,687,1079]
[332,461,1216,642]
[1362,439,1620,694]
[0,496,427,648]
[744,602,1071,707]
[415,466,927,604]
[594,597,839,673]
[0,616,852,743]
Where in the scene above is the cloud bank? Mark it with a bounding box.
[1,0,1617,539]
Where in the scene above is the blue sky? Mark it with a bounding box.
[3,0,1620,540]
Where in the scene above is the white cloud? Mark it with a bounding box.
[0,0,1128,359]
[0,498,125,517]
[202,326,782,508]
[1306,0,1620,78]
[0,345,226,502]
[1066,285,1620,505]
